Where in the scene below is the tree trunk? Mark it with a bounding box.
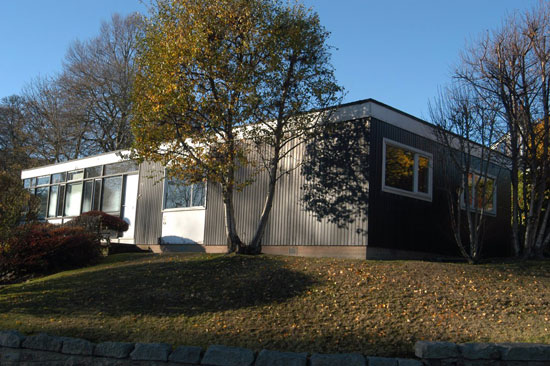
[222,188,243,253]
[246,172,277,254]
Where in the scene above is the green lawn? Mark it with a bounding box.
[1,253,549,357]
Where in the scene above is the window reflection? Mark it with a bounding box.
[164,175,206,209]
[385,144,414,192]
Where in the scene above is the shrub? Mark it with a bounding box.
[0,222,101,275]
[0,171,38,244]
[81,211,129,232]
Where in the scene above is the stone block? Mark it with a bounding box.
[499,343,550,361]
[94,341,135,359]
[255,349,307,366]
[130,342,171,361]
[462,360,500,366]
[368,356,398,366]
[415,341,459,359]
[310,352,366,366]
[397,358,424,366]
[201,345,255,366]
[169,345,202,364]
[62,337,95,355]
[0,347,22,362]
[459,343,501,360]
[0,330,25,348]
[22,333,63,352]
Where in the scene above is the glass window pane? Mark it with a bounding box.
[93,179,102,211]
[48,185,59,217]
[36,175,50,186]
[192,182,206,207]
[65,182,83,216]
[104,161,138,175]
[417,156,430,194]
[474,175,495,211]
[82,180,94,213]
[51,172,66,183]
[164,176,191,209]
[85,166,102,178]
[67,170,84,181]
[23,178,32,188]
[35,187,49,219]
[385,144,414,192]
[102,176,122,213]
[57,185,65,216]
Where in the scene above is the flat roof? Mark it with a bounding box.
[21,150,130,179]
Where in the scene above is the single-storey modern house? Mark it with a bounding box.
[20,99,512,259]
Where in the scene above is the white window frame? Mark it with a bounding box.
[461,171,497,216]
[382,138,433,201]
[161,170,207,212]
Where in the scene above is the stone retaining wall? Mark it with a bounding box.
[415,341,550,365]
[0,330,549,365]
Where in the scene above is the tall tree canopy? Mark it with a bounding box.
[132,0,341,253]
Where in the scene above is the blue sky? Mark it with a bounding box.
[0,0,539,120]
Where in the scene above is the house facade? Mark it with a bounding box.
[20,99,512,259]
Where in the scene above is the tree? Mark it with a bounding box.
[132,0,341,253]
[60,13,143,153]
[455,3,550,258]
[0,95,35,172]
[0,172,37,244]
[23,76,88,163]
[429,86,504,263]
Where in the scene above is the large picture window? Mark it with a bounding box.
[163,175,206,210]
[382,138,433,201]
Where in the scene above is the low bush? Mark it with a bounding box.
[80,211,129,232]
[0,223,101,275]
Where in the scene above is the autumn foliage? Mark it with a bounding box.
[0,223,101,275]
[80,211,129,232]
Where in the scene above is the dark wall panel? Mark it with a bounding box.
[135,161,164,245]
[368,118,512,257]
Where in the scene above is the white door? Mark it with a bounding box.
[121,174,139,241]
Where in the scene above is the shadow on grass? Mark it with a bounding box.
[0,254,318,317]
[481,259,550,279]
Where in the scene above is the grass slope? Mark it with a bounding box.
[1,253,549,357]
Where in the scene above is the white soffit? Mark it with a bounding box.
[332,100,437,142]
[21,150,130,179]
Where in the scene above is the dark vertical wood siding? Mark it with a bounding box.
[135,161,164,245]
[368,118,512,257]
[204,138,368,247]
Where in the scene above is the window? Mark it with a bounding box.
[102,176,122,213]
[51,173,66,184]
[48,186,59,218]
[163,175,206,209]
[85,166,102,178]
[36,175,50,186]
[93,179,102,211]
[104,161,138,175]
[64,182,83,216]
[23,178,35,188]
[35,187,49,219]
[67,170,84,181]
[82,180,94,213]
[382,138,433,201]
[462,172,496,215]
